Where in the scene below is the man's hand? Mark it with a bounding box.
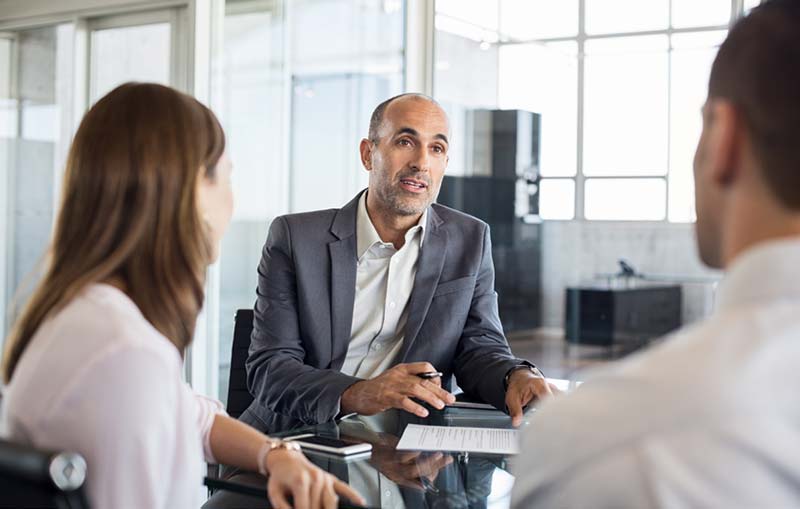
[505,369,561,427]
[341,362,456,417]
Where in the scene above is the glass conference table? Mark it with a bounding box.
[202,406,525,509]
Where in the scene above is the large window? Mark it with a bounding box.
[436,0,753,222]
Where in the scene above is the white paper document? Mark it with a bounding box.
[395,424,519,455]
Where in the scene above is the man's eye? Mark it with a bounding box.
[433,145,444,153]
[398,139,411,146]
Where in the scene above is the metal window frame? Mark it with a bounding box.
[0,32,19,340]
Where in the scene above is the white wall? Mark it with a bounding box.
[539,219,720,328]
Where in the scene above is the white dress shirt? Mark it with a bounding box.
[512,238,800,509]
[2,284,226,509]
[340,192,427,379]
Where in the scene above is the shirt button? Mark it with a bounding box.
[374,343,383,351]
[389,301,396,309]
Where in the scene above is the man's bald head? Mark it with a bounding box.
[368,93,446,143]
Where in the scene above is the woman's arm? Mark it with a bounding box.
[208,414,365,509]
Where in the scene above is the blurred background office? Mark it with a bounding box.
[0,0,761,404]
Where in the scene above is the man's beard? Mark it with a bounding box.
[381,182,434,216]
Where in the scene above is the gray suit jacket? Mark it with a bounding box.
[242,191,529,433]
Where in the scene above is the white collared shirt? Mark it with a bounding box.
[2,284,226,509]
[340,192,427,379]
[512,238,800,509]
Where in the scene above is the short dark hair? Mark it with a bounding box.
[708,0,800,209]
[368,93,442,143]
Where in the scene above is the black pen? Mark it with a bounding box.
[417,371,443,379]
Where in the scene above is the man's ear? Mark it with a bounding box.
[359,138,373,171]
[706,99,742,188]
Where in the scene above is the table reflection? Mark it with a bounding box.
[204,407,522,509]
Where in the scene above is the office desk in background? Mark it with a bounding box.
[203,407,533,509]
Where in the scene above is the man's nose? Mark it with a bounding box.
[410,146,431,173]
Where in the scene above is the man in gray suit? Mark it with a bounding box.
[242,93,553,433]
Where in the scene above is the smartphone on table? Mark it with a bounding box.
[284,434,373,456]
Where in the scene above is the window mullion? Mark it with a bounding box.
[576,0,586,220]
[666,0,673,222]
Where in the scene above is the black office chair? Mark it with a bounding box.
[207,309,256,488]
[0,439,89,509]
[226,309,255,420]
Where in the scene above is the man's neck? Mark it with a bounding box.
[365,193,423,250]
[722,190,800,268]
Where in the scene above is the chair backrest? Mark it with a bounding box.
[0,439,90,509]
[226,309,255,419]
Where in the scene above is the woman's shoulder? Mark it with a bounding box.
[61,283,182,361]
[5,284,182,411]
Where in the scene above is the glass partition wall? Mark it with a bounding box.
[212,0,405,404]
[0,10,188,331]
[0,4,189,377]
[0,0,407,402]
[1,24,74,340]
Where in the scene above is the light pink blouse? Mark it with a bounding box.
[2,284,226,508]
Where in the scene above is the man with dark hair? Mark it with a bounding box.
[512,2,800,506]
[243,93,553,434]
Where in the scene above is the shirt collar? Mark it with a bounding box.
[715,237,800,313]
[356,191,427,259]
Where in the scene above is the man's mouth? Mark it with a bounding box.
[399,178,428,193]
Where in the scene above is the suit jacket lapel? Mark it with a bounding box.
[399,207,447,362]
[328,191,363,369]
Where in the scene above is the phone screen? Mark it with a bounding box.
[294,436,356,448]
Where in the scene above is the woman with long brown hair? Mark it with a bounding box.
[1,83,363,509]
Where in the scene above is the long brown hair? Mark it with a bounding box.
[2,82,225,383]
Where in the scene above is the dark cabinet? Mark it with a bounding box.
[437,109,542,332]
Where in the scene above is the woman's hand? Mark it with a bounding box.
[264,448,365,509]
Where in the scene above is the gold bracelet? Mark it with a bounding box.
[257,439,302,476]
